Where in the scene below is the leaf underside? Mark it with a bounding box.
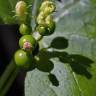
[25,0,96,96]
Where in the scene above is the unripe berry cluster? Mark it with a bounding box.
[36,0,56,36]
[14,0,56,68]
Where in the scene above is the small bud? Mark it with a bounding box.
[45,15,56,35]
[19,24,30,35]
[40,1,56,15]
[15,1,27,17]
[37,11,46,25]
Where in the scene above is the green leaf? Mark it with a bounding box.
[0,0,17,23]
[25,0,96,96]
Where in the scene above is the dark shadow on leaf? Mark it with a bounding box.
[70,55,93,78]
[50,37,68,49]
[70,62,92,79]
[34,36,94,80]
[27,36,94,89]
[59,54,93,78]
[35,50,54,72]
[50,37,93,79]
[48,73,59,86]
[59,53,94,78]
[70,55,93,67]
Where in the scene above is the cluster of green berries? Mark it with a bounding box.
[36,0,56,36]
[14,0,56,68]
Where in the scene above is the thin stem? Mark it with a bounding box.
[0,60,19,95]
[0,68,19,96]
[0,60,15,90]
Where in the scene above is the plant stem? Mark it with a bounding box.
[0,68,19,96]
[0,60,19,95]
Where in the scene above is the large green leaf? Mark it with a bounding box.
[25,0,96,96]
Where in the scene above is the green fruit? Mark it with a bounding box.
[19,35,36,51]
[36,24,55,36]
[36,15,55,36]
[15,1,27,17]
[36,25,47,36]
[19,24,30,35]
[14,49,32,68]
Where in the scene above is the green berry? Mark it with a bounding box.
[37,15,56,36]
[15,1,27,17]
[19,35,36,51]
[19,24,30,35]
[14,49,32,68]
[36,25,47,36]
[36,15,55,36]
[36,24,55,36]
